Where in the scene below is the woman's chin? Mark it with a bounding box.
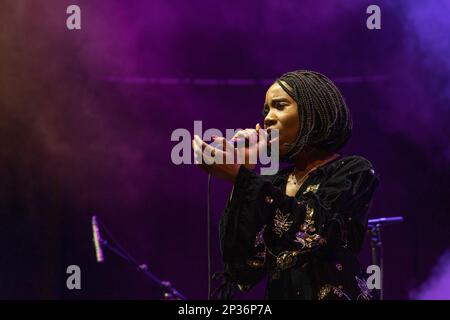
[267,137,291,158]
[277,145,289,157]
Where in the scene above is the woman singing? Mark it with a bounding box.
[192,70,379,300]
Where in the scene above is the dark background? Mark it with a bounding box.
[0,0,449,299]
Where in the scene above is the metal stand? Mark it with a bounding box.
[93,217,186,300]
[367,216,404,300]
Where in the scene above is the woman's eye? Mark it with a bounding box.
[262,103,286,116]
[275,102,286,110]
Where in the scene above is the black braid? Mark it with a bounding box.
[275,70,353,161]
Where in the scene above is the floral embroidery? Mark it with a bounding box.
[266,249,302,280]
[303,183,320,195]
[254,225,266,247]
[273,209,293,237]
[318,285,331,299]
[237,284,251,292]
[355,276,372,300]
[294,204,326,249]
[276,251,299,270]
[246,259,264,269]
[318,284,350,300]
[247,226,267,269]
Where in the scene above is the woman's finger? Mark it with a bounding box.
[245,129,259,145]
[194,135,215,165]
[232,129,259,144]
[192,138,204,164]
[258,127,268,144]
[194,135,214,153]
[194,135,229,165]
[213,137,235,164]
[232,130,249,141]
[212,136,234,152]
[192,140,214,172]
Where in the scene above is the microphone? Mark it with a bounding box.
[92,215,104,263]
[231,128,276,147]
[210,137,249,149]
[368,216,404,227]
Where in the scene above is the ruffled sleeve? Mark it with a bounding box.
[218,166,271,294]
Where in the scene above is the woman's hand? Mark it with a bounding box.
[192,134,241,182]
[229,123,266,170]
[191,123,267,182]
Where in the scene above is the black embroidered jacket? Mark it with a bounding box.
[217,155,379,300]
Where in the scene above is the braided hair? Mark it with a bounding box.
[275,70,353,160]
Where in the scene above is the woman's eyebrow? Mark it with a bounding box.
[263,97,290,109]
[270,97,290,104]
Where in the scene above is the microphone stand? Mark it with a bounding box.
[367,216,404,300]
[94,222,186,300]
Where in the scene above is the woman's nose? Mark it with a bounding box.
[264,116,276,129]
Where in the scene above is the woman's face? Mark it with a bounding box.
[263,82,300,156]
